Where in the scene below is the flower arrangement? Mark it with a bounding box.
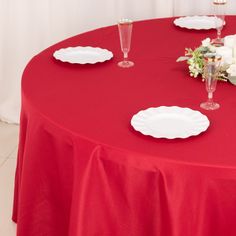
[177,37,236,85]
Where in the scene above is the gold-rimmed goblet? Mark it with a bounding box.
[211,0,227,46]
[200,53,222,110]
[117,19,134,68]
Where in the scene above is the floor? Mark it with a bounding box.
[0,121,19,236]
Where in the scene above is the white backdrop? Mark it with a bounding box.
[0,0,235,123]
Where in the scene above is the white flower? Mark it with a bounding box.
[232,58,236,64]
[227,64,236,76]
[201,38,211,47]
[225,57,233,65]
[215,46,233,65]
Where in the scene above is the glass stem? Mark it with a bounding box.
[124,52,128,61]
[208,92,213,103]
[217,28,221,40]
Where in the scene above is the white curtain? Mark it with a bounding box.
[1,0,235,123]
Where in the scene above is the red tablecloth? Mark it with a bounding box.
[13,16,236,236]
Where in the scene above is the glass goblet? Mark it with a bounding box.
[200,53,222,110]
[117,19,134,68]
[211,0,227,46]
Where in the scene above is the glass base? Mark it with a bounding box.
[200,101,220,110]
[211,38,224,47]
[118,60,134,68]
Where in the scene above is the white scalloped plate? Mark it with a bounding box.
[174,16,224,30]
[131,106,210,139]
[53,46,113,64]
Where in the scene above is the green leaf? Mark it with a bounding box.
[197,46,208,53]
[228,76,236,85]
[176,56,189,62]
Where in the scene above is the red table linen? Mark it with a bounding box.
[13,17,236,236]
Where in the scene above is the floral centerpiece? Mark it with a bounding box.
[177,36,236,85]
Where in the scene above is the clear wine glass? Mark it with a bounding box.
[211,0,227,46]
[200,53,222,110]
[118,19,134,68]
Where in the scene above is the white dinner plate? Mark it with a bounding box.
[131,106,210,139]
[174,15,224,30]
[53,46,113,64]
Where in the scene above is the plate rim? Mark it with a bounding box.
[131,106,210,139]
[174,15,219,30]
[53,46,113,64]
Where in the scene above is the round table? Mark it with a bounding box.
[13,16,236,236]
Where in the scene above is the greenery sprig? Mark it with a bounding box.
[177,38,236,85]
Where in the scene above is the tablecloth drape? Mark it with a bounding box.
[13,16,236,236]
